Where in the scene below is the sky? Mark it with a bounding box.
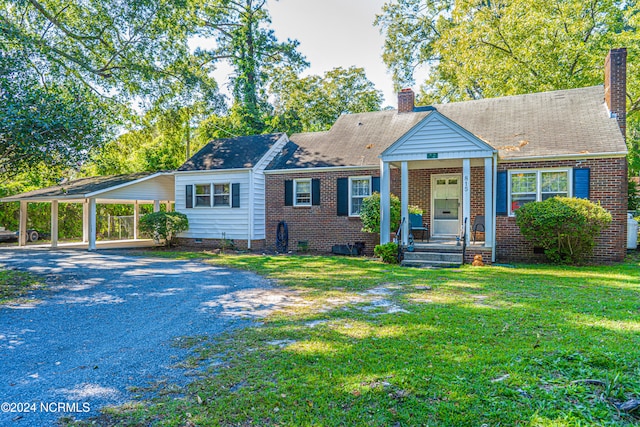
[267,0,396,107]
[200,0,400,109]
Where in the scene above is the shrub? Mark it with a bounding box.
[360,192,401,233]
[408,205,423,215]
[630,180,640,211]
[374,242,399,264]
[139,211,189,247]
[515,197,612,264]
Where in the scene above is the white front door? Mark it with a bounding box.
[431,174,461,237]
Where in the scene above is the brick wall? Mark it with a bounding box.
[266,169,384,255]
[496,157,628,263]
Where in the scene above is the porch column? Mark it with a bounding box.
[88,198,97,251]
[380,160,391,245]
[462,159,471,245]
[484,157,494,249]
[18,201,27,247]
[153,200,160,212]
[82,200,89,243]
[401,161,409,245]
[51,200,59,248]
[133,201,139,240]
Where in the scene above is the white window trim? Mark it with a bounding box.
[508,168,572,216]
[293,178,312,207]
[213,182,231,207]
[348,176,372,217]
[194,183,212,208]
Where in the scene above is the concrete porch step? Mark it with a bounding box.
[403,251,463,263]
[401,259,462,268]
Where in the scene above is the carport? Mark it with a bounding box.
[0,172,175,250]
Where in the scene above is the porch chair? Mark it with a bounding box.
[472,215,485,243]
[409,213,429,242]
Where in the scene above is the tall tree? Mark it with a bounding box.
[196,0,308,132]
[269,66,384,133]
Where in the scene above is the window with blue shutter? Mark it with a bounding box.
[372,177,380,193]
[496,171,507,215]
[185,185,193,209]
[232,183,240,208]
[573,168,590,199]
[284,180,293,206]
[312,179,321,205]
[337,178,348,216]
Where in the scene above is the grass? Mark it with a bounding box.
[0,269,45,304]
[67,252,640,426]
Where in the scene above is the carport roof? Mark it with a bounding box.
[0,172,174,203]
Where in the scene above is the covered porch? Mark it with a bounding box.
[0,172,175,251]
[378,110,498,263]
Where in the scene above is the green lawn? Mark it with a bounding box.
[71,252,640,426]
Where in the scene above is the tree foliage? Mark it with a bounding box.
[0,51,109,181]
[269,66,384,133]
[515,197,612,264]
[196,0,308,132]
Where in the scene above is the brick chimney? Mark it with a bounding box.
[604,48,627,138]
[398,88,415,113]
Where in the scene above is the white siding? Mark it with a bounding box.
[96,174,175,201]
[252,172,266,239]
[383,113,495,160]
[175,171,251,240]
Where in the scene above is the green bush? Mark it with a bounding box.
[630,180,640,211]
[360,192,401,233]
[374,242,399,264]
[515,197,612,264]
[139,211,189,247]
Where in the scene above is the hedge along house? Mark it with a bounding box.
[174,133,289,249]
[264,49,629,264]
[0,172,175,250]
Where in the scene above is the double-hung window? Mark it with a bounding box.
[195,184,211,207]
[213,183,230,206]
[349,176,371,216]
[509,169,569,214]
[294,179,312,206]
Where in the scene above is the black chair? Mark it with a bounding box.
[409,213,429,242]
[472,215,485,243]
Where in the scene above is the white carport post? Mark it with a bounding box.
[88,198,97,251]
[18,201,27,247]
[484,157,494,249]
[133,201,139,240]
[400,161,409,246]
[380,160,391,245]
[82,200,89,243]
[51,200,59,248]
[462,159,471,245]
[153,200,160,212]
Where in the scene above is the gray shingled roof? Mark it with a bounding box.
[0,172,159,201]
[267,86,626,170]
[268,111,430,169]
[178,133,284,171]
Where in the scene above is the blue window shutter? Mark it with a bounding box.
[232,183,240,208]
[496,171,507,215]
[372,177,380,193]
[186,185,193,209]
[337,178,348,216]
[312,179,321,205]
[284,180,293,206]
[573,168,590,199]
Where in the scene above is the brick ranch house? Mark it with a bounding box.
[259,48,629,264]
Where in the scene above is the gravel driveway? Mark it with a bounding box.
[0,249,290,425]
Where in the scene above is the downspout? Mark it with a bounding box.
[492,153,498,263]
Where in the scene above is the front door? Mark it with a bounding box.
[431,174,461,237]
